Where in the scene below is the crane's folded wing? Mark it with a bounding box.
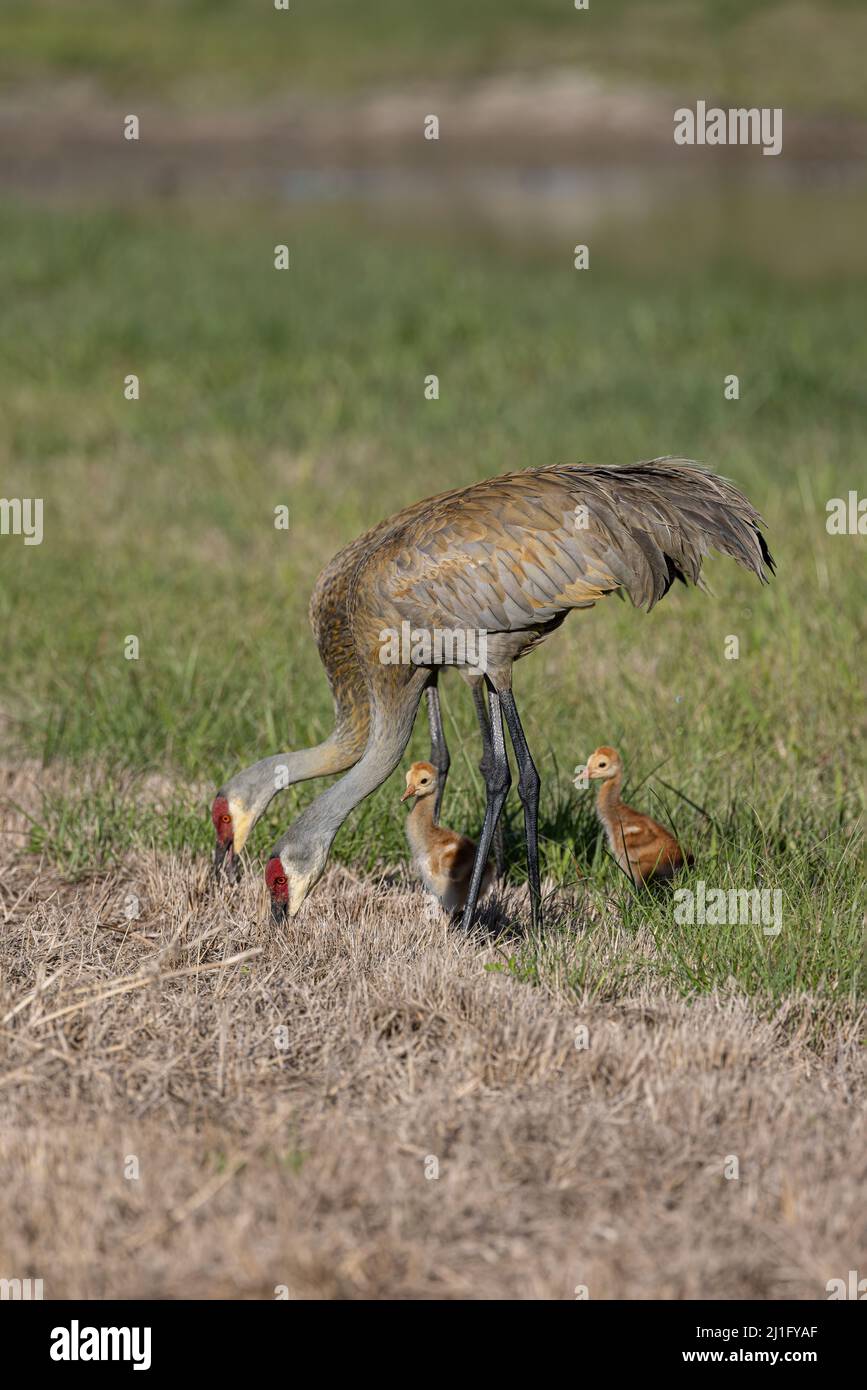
[377,460,772,633]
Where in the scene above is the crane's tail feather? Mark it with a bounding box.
[553,456,774,612]
[385,457,774,632]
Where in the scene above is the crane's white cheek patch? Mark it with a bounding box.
[228,800,255,852]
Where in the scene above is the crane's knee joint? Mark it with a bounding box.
[517,762,540,805]
[486,763,512,798]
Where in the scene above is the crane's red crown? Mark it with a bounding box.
[212,795,233,844]
[265,855,289,901]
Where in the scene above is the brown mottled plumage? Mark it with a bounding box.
[585,746,692,883]
[265,459,773,926]
[401,762,494,914]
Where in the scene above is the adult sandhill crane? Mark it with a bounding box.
[211,504,504,881]
[582,746,693,883]
[265,459,773,931]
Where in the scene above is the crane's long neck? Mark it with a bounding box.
[279,673,428,857]
[232,529,375,829]
[250,741,349,803]
[226,736,359,850]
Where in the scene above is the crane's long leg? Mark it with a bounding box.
[427,678,504,875]
[460,688,511,931]
[471,681,506,878]
[425,677,450,823]
[500,689,542,932]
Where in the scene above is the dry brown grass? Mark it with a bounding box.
[0,766,863,1301]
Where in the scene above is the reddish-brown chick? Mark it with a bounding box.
[583,746,691,884]
[401,761,494,914]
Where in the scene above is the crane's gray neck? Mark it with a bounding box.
[277,674,428,857]
[225,741,347,819]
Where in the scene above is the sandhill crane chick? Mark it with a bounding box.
[401,761,494,915]
[583,746,691,884]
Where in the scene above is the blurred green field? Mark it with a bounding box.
[3,0,867,115]
[0,188,864,1004]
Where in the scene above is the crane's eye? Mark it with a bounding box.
[220,814,231,824]
[274,875,287,888]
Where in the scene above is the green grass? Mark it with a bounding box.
[3,0,867,115]
[1,188,864,1007]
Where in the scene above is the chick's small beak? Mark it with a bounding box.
[400,785,416,803]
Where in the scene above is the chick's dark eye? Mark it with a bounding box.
[599,761,607,768]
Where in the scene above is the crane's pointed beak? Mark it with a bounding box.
[271,896,288,925]
[214,840,242,884]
